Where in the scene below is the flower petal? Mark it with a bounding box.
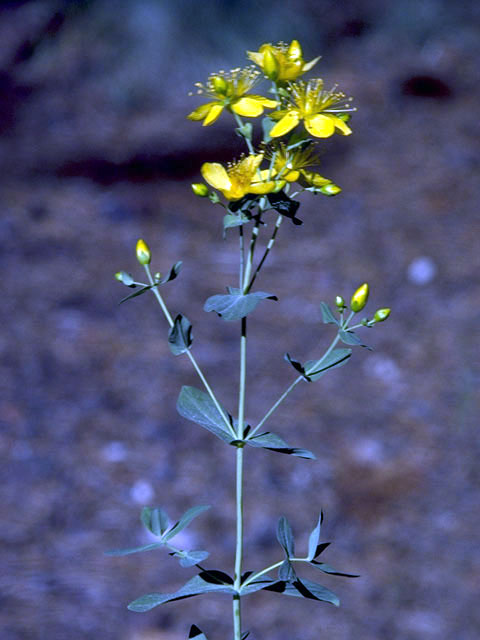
[201,163,231,191]
[247,95,278,108]
[305,114,336,138]
[270,111,301,138]
[331,116,352,136]
[246,50,264,66]
[202,103,225,126]
[302,55,321,72]
[231,97,265,117]
[250,180,279,195]
[187,102,219,121]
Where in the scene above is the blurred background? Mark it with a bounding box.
[1,1,479,639]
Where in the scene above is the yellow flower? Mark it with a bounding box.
[187,67,278,126]
[247,40,320,82]
[200,154,283,201]
[266,142,319,182]
[269,79,354,138]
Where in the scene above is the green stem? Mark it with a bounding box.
[245,214,283,293]
[233,112,254,154]
[241,556,309,590]
[144,265,236,439]
[243,220,260,292]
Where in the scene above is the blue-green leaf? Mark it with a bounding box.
[284,352,306,377]
[168,314,193,356]
[339,329,372,350]
[163,505,210,542]
[246,431,315,459]
[105,542,164,557]
[128,573,236,612]
[240,578,276,595]
[177,386,233,443]
[320,302,339,325]
[303,348,352,381]
[141,507,169,537]
[310,560,359,578]
[160,261,183,284]
[266,191,302,225]
[262,116,275,143]
[170,549,210,568]
[189,624,208,640]
[204,287,277,322]
[115,270,136,287]
[223,212,250,230]
[278,559,297,582]
[119,284,154,304]
[307,512,323,561]
[264,578,339,606]
[277,516,295,557]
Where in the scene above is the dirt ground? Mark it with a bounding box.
[1,2,479,639]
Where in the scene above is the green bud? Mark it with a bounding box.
[191,183,209,197]
[263,48,280,81]
[211,75,228,95]
[154,272,161,281]
[373,308,391,323]
[335,295,346,311]
[209,191,220,204]
[319,183,342,196]
[114,271,123,282]
[350,283,369,312]
[136,238,151,265]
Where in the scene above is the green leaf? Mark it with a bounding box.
[284,352,306,377]
[204,287,277,322]
[339,329,372,350]
[177,386,233,443]
[307,512,323,561]
[279,559,297,582]
[189,624,208,640]
[141,507,169,537]
[235,122,252,140]
[171,549,210,568]
[160,261,183,284]
[241,632,250,640]
[223,212,250,230]
[310,560,359,578]
[163,505,211,542]
[277,516,295,557]
[119,283,155,304]
[127,573,236,612]
[246,431,315,459]
[105,542,164,557]
[264,578,340,606]
[313,542,331,559]
[262,116,275,143]
[303,348,352,381]
[168,314,193,356]
[116,270,136,287]
[266,191,302,225]
[240,577,276,595]
[320,302,339,325]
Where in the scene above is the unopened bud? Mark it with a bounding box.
[115,271,123,282]
[211,75,227,95]
[319,183,342,196]
[350,283,369,312]
[191,183,209,197]
[136,238,151,265]
[373,308,391,323]
[287,39,302,60]
[335,295,346,311]
[263,48,280,81]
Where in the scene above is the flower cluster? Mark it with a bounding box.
[188,40,355,209]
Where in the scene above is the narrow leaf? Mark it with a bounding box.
[223,212,250,230]
[339,329,372,350]
[160,261,183,284]
[263,578,339,606]
[177,386,233,443]
[307,512,323,561]
[262,116,275,143]
[266,190,302,225]
[105,542,164,557]
[170,549,209,568]
[246,431,315,459]
[168,314,193,356]
[127,574,236,612]
[240,578,276,596]
[303,348,352,381]
[311,560,359,578]
[277,516,295,557]
[141,507,169,537]
[204,288,277,322]
[320,302,339,325]
[119,284,154,304]
[279,559,297,582]
[313,542,331,558]
[116,270,136,287]
[284,352,306,377]
[163,505,210,542]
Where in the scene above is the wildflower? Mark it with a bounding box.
[200,154,283,201]
[269,79,354,138]
[187,67,278,126]
[350,283,369,312]
[265,143,337,191]
[247,40,321,82]
[136,239,151,265]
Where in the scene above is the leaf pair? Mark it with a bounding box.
[118,261,182,304]
[204,286,277,322]
[285,347,352,381]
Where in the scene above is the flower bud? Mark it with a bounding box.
[319,183,342,196]
[211,75,227,95]
[350,283,369,312]
[263,48,280,81]
[191,183,209,197]
[287,39,302,60]
[136,238,151,265]
[115,271,123,282]
[373,308,391,323]
[335,295,346,311]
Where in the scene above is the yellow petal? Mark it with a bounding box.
[187,102,219,121]
[202,103,224,126]
[201,163,231,191]
[302,55,321,72]
[287,39,302,60]
[283,169,300,182]
[231,97,265,117]
[240,153,263,173]
[331,115,352,136]
[304,114,336,138]
[249,180,278,194]
[270,111,301,137]
[246,50,264,66]
[250,96,278,108]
